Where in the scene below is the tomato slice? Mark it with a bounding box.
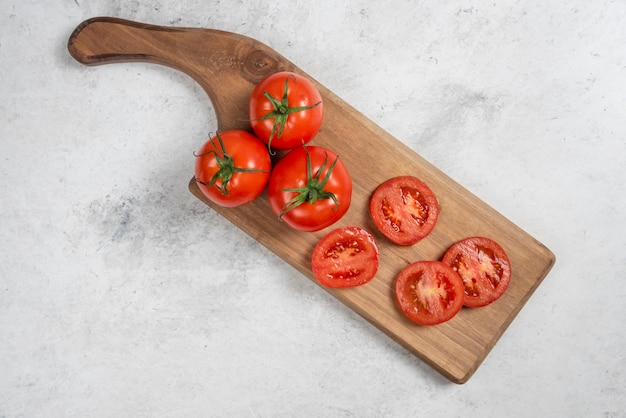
[311,226,379,288]
[395,261,464,326]
[441,237,512,308]
[369,176,439,246]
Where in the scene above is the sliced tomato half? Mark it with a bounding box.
[369,176,439,246]
[441,236,512,308]
[311,226,379,288]
[395,261,465,326]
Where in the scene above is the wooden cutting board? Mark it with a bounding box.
[68,17,556,384]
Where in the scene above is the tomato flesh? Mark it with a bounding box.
[395,261,464,325]
[441,236,512,308]
[369,176,439,245]
[311,226,379,288]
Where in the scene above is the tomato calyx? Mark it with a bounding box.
[194,132,269,196]
[279,145,340,218]
[257,75,321,153]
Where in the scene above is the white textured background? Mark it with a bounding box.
[2,1,625,416]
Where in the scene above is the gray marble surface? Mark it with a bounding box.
[2,1,625,416]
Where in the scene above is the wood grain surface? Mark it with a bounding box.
[68,17,556,383]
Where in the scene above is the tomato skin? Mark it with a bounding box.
[311,226,379,288]
[249,71,323,150]
[395,261,465,326]
[441,236,512,308]
[268,146,352,232]
[194,130,271,208]
[369,176,439,246]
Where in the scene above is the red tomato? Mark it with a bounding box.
[249,71,323,151]
[311,226,379,288]
[268,145,352,232]
[369,176,439,246]
[441,236,512,308]
[194,130,271,207]
[395,261,465,326]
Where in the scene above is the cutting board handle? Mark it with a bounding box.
[67,17,292,129]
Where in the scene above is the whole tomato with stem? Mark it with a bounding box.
[268,144,352,232]
[249,71,323,153]
[194,130,271,208]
